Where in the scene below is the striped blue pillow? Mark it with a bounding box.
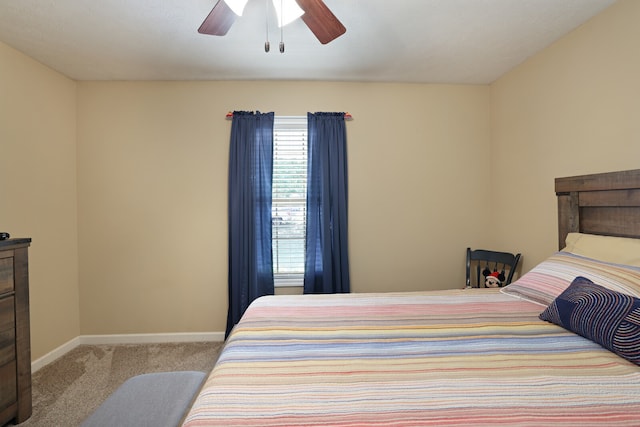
[540,276,640,366]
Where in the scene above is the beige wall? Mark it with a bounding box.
[76,81,491,334]
[490,0,640,271]
[0,42,80,359]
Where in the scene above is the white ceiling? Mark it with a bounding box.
[0,0,616,84]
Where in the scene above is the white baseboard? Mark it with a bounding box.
[31,332,225,373]
[32,336,83,373]
[79,331,225,345]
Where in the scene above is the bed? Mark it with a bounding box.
[183,169,640,426]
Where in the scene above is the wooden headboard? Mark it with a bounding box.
[555,169,640,250]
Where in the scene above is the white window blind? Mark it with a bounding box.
[272,116,307,287]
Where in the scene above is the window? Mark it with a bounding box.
[272,116,307,287]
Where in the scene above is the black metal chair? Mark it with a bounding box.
[466,248,521,288]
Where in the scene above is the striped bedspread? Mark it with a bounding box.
[183,289,640,426]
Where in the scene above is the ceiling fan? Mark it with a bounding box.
[198,0,346,45]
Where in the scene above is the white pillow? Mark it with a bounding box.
[563,232,640,267]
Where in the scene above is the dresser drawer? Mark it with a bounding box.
[0,255,13,295]
[0,296,16,366]
[0,295,17,414]
[0,296,15,331]
[0,330,15,368]
[0,360,17,414]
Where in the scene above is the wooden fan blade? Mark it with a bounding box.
[295,0,346,44]
[198,0,237,36]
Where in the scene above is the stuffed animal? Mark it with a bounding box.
[483,268,505,288]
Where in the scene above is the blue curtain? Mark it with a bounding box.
[226,111,275,337]
[304,112,351,294]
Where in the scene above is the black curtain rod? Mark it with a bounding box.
[225,112,353,120]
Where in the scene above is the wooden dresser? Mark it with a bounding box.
[0,238,32,425]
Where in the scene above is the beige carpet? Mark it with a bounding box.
[9,342,223,427]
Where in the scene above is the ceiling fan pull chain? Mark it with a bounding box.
[279,0,285,53]
[265,0,271,52]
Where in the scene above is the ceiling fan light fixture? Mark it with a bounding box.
[273,0,304,27]
[199,0,345,45]
[224,0,249,16]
